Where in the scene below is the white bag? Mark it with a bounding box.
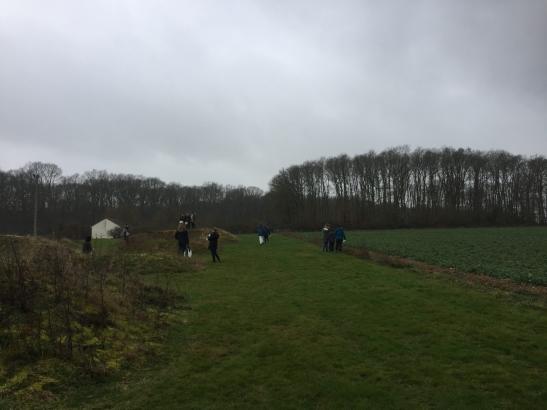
[259,236,265,245]
[187,248,193,258]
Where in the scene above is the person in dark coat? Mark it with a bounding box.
[207,229,221,262]
[264,225,271,243]
[327,230,336,252]
[174,223,190,256]
[122,225,130,242]
[257,224,267,245]
[334,226,346,252]
[82,236,93,254]
[322,223,331,252]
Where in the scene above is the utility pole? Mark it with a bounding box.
[33,173,39,236]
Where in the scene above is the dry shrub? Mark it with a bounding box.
[0,235,184,401]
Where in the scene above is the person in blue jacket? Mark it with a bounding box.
[334,225,346,252]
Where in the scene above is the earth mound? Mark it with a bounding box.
[127,227,238,253]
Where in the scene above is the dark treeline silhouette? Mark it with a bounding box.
[269,147,547,229]
[0,162,265,237]
[1,146,546,236]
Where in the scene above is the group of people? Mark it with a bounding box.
[174,220,221,263]
[179,212,196,229]
[322,223,347,252]
[83,217,346,262]
[256,224,271,245]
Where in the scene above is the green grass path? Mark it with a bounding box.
[64,235,547,409]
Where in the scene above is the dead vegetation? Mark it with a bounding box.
[0,234,190,403]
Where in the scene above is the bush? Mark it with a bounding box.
[108,226,123,239]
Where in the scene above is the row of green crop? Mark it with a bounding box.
[303,227,547,285]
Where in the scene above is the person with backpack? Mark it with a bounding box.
[175,223,190,257]
[207,228,221,262]
[334,225,346,252]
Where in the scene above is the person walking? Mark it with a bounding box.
[322,223,331,252]
[82,236,93,254]
[257,224,266,245]
[327,229,336,252]
[122,225,130,243]
[334,225,346,252]
[264,225,271,243]
[175,223,190,256]
[207,228,221,262]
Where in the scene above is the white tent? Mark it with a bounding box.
[91,218,120,239]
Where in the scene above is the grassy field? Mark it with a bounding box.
[36,233,547,409]
[303,227,547,285]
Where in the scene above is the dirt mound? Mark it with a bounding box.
[152,227,238,242]
[127,227,238,254]
[0,234,79,257]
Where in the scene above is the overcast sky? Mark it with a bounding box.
[1,0,546,189]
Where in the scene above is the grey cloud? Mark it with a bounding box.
[1,0,546,189]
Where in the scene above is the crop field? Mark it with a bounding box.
[304,227,547,285]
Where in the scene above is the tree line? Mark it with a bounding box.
[0,162,265,237]
[1,146,546,236]
[269,147,547,229]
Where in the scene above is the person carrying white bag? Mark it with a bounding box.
[256,224,266,245]
[175,222,192,257]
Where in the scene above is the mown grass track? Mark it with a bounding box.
[55,234,547,409]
